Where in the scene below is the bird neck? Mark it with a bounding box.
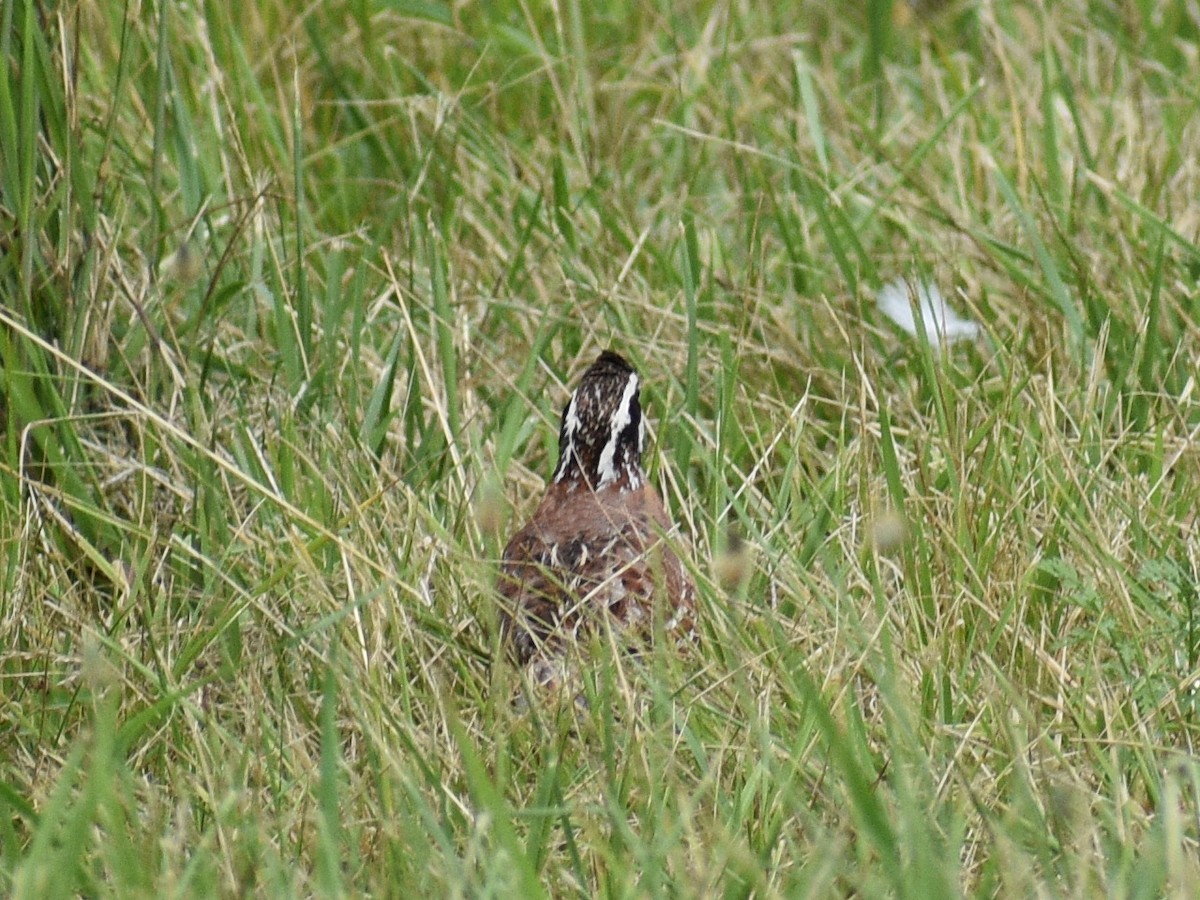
[553,440,644,491]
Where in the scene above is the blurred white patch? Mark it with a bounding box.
[876,278,980,349]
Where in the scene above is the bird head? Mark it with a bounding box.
[552,350,646,490]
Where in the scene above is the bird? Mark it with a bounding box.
[497,350,696,692]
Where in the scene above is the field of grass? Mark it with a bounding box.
[3,0,1200,895]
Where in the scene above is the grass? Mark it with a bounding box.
[2,0,1200,895]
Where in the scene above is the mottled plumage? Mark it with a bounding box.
[498,351,695,687]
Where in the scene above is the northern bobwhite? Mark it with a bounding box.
[498,350,696,688]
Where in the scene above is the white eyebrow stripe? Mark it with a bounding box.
[562,393,581,439]
[596,372,638,487]
[553,392,583,483]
